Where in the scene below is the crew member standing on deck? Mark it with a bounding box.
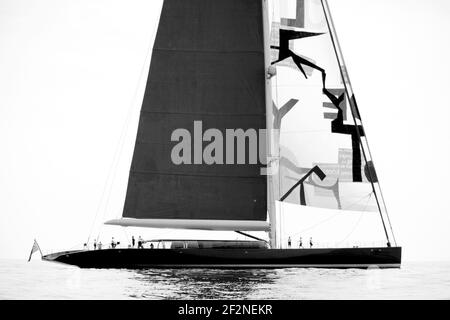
[309,237,313,248]
[138,236,144,249]
[288,236,292,248]
[299,237,303,248]
[132,236,135,248]
[93,239,97,250]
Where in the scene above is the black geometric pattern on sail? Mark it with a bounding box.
[281,157,341,208]
[273,99,299,129]
[324,89,366,182]
[306,176,342,209]
[280,166,326,206]
[323,88,347,121]
[271,28,370,185]
[271,29,326,85]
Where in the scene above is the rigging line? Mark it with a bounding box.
[96,5,164,239]
[95,208,120,243]
[320,0,393,246]
[235,231,267,243]
[95,224,104,243]
[330,8,398,244]
[294,192,369,227]
[336,193,373,211]
[84,117,130,244]
[344,193,373,210]
[292,213,340,237]
[336,194,372,246]
[99,46,151,225]
[337,212,364,247]
[85,114,134,243]
[121,227,130,247]
[321,0,396,246]
[289,193,372,241]
[87,19,157,244]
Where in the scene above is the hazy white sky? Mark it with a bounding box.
[0,0,449,261]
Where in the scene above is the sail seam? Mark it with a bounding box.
[129,171,265,179]
[153,48,264,54]
[139,110,265,117]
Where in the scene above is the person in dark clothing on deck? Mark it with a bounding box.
[132,236,135,248]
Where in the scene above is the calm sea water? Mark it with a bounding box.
[0,259,449,299]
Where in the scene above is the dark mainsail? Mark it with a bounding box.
[117,0,267,225]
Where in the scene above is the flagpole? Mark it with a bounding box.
[27,245,33,262]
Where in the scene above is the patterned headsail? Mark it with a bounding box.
[270,0,386,216]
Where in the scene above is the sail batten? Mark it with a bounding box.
[128,172,268,179]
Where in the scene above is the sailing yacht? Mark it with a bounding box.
[42,0,401,269]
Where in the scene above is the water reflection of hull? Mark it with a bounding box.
[43,247,401,269]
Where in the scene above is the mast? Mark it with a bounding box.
[262,0,278,249]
